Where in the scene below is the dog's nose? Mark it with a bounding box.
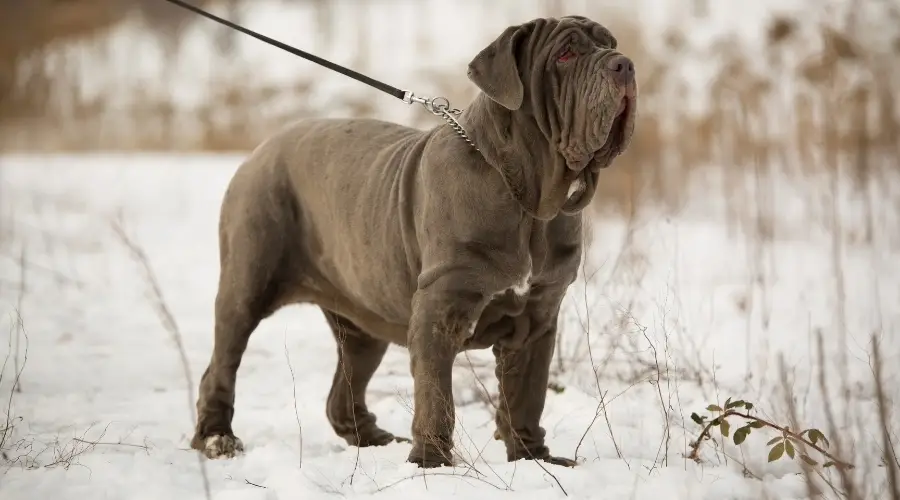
[604,55,634,86]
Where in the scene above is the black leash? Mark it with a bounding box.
[163,0,407,100]
[161,0,479,150]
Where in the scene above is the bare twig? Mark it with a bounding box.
[780,354,824,499]
[462,351,567,496]
[872,334,900,500]
[42,422,114,471]
[374,471,507,493]
[110,218,211,500]
[332,326,362,487]
[573,391,607,461]
[13,244,25,393]
[642,327,671,470]
[1,311,27,454]
[816,332,859,499]
[460,352,513,490]
[573,247,624,462]
[0,252,83,288]
[283,331,303,467]
[244,479,266,488]
[71,437,151,451]
[497,366,568,496]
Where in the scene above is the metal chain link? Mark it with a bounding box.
[402,91,479,151]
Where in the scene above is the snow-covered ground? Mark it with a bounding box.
[0,154,897,499]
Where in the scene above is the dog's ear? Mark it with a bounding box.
[561,15,618,49]
[466,24,529,111]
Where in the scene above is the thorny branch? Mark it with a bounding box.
[688,408,854,470]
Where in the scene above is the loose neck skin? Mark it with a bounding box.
[457,93,573,221]
[458,93,543,167]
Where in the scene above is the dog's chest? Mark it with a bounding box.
[493,222,551,299]
[496,216,577,295]
[462,218,581,349]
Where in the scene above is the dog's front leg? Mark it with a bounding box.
[406,280,483,468]
[493,320,577,467]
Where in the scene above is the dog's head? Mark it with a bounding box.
[467,16,637,219]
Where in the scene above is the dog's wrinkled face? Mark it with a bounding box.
[550,17,637,213]
[467,16,638,219]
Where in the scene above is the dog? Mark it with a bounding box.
[190,14,637,468]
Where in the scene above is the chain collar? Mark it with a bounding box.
[402,91,479,151]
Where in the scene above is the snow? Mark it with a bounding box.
[1,153,897,499]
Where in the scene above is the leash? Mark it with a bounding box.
[162,0,478,150]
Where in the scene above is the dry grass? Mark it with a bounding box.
[593,3,900,220]
[0,0,220,127]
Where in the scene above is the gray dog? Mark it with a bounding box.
[190,15,637,468]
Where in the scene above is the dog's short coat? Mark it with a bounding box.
[190,15,637,468]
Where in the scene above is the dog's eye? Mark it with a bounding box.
[557,47,576,62]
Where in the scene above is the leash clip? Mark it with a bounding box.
[402,91,460,116]
[402,90,476,150]
[402,90,428,107]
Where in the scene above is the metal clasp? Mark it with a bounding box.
[402,89,476,150]
[402,90,428,108]
[402,90,454,116]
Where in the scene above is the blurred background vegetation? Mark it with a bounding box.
[1,0,899,233]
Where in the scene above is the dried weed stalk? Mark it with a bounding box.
[110,217,211,500]
[282,331,303,467]
[0,311,27,458]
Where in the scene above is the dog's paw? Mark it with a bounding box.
[541,455,578,468]
[406,444,453,469]
[347,428,411,447]
[407,455,453,469]
[508,447,578,468]
[200,434,244,459]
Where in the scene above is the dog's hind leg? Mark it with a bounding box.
[323,310,409,447]
[190,172,292,459]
